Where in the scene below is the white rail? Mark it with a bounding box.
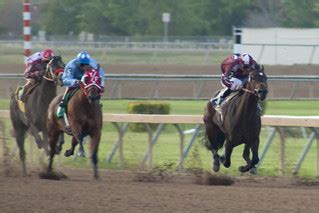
[1,110,318,176]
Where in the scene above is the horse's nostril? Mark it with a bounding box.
[258,89,268,94]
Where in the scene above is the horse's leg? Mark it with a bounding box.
[15,129,27,176]
[64,137,78,157]
[210,132,225,172]
[242,143,251,164]
[41,131,50,155]
[239,143,251,173]
[203,103,225,172]
[249,139,260,174]
[29,123,45,150]
[48,131,60,173]
[77,134,86,157]
[239,140,260,174]
[55,133,65,155]
[89,132,101,180]
[220,140,233,168]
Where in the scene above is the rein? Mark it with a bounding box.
[79,83,88,97]
[43,58,64,82]
[241,82,267,96]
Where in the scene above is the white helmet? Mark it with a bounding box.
[241,53,253,65]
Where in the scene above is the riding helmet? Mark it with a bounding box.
[41,49,55,61]
[77,51,91,65]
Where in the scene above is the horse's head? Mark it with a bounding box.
[43,56,65,84]
[245,66,268,100]
[80,67,104,103]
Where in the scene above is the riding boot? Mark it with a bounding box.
[210,88,231,106]
[56,88,69,118]
[20,83,32,102]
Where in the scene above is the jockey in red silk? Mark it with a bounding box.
[211,53,259,106]
[20,49,55,101]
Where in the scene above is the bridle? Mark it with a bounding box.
[42,57,64,82]
[241,71,267,96]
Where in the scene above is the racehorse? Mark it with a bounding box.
[46,67,103,179]
[203,67,268,174]
[10,56,65,175]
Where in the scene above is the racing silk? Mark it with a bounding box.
[220,54,256,88]
[62,57,105,88]
[24,51,45,79]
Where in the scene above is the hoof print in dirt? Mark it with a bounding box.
[38,171,68,180]
[194,171,235,186]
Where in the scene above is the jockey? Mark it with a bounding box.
[56,51,105,118]
[211,53,260,106]
[20,48,55,101]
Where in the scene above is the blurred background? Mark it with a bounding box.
[0,0,319,99]
[0,0,319,178]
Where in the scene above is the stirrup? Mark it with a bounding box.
[257,103,263,112]
[56,106,65,118]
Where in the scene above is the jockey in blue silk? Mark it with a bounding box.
[56,51,105,118]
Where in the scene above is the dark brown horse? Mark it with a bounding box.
[46,68,103,179]
[203,67,268,174]
[10,56,65,175]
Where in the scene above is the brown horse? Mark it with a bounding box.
[46,68,103,179]
[9,56,65,175]
[203,67,268,174]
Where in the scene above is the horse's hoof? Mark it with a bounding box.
[77,151,86,157]
[212,164,220,172]
[249,167,257,175]
[223,162,231,168]
[64,150,74,157]
[238,166,248,173]
[219,156,226,163]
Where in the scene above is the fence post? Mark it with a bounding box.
[277,127,285,175]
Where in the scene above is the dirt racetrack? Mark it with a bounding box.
[1,165,319,213]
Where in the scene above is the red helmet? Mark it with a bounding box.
[41,49,55,60]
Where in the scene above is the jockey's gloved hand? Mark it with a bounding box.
[229,77,243,91]
[74,80,81,88]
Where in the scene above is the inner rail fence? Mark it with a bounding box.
[0,73,319,100]
[0,111,318,176]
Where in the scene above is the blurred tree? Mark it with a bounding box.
[32,0,319,37]
[40,0,81,35]
[244,0,284,27]
[0,0,22,35]
[200,0,253,35]
[78,0,210,36]
[282,0,319,27]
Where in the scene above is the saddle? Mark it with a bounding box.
[61,88,79,115]
[212,90,239,114]
[17,82,40,103]
[14,87,26,113]
[211,90,240,130]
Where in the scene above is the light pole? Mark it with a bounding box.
[162,13,170,42]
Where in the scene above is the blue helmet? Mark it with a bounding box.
[77,51,90,65]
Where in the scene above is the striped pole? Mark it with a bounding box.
[23,0,31,60]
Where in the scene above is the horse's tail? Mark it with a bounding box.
[202,101,215,150]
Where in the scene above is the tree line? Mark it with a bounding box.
[0,0,319,37]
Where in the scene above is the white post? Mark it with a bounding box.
[162,13,170,43]
[233,26,242,54]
